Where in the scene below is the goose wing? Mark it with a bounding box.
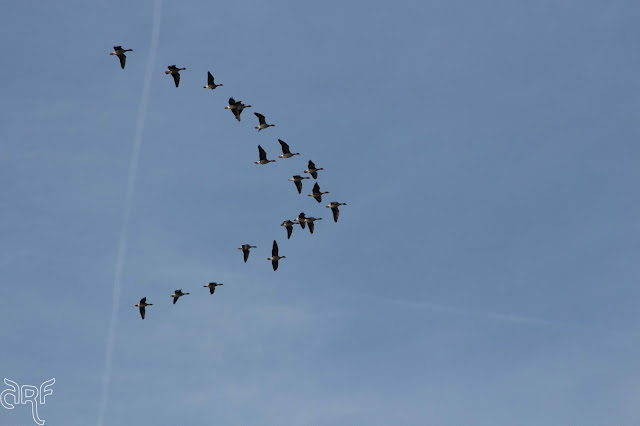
[294,179,303,194]
[232,108,242,121]
[278,139,291,154]
[139,297,147,304]
[228,97,237,106]
[308,160,316,169]
[286,224,293,239]
[207,71,214,85]
[117,53,126,69]
[272,240,278,256]
[332,206,339,222]
[310,170,318,179]
[254,112,266,125]
[209,286,216,294]
[243,248,249,262]
[139,305,146,319]
[272,259,279,271]
[114,45,122,51]
[173,295,179,304]
[172,72,180,87]
[308,221,315,234]
[312,182,320,193]
[258,145,267,161]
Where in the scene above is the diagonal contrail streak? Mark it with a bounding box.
[97,2,163,425]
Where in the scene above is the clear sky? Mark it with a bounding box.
[1,1,639,425]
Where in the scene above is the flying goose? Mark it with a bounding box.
[204,282,224,294]
[280,219,298,239]
[288,175,310,194]
[303,216,323,234]
[110,46,133,69]
[171,289,190,304]
[326,201,347,222]
[304,160,324,179]
[255,145,275,164]
[267,240,285,271]
[203,71,223,90]
[225,98,251,121]
[308,182,329,203]
[254,113,275,131]
[278,140,300,158]
[293,212,307,229]
[165,65,186,87]
[238,244,257,262]
[134,297,152,320]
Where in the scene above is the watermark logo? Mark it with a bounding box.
[1,378,55,425]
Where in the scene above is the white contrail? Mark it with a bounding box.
[97,2,162,425]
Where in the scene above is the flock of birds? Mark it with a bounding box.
[109,46,348,320]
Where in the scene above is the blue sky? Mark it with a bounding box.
[1,1,639,425]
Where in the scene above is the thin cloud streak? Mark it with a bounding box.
[372,295,640,338]
[97,2,163,425]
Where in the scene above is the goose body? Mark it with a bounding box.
[238,244,257,262]
[280,219,298,239]
[293,212,307,229]
[308,182,329,203]
[278,139,300,158]
[255,145,275,164]
[304,160,324,179]
[134,297,152,320]
[110,46,133,69]
[109,46,133,69]
[171,289,190,304]
[288,175,310,194]
[165,65,186,87]
[204,282,224,294]
[254,113,275,131]
[326,201,347,222]
[225,98,251,121]
[267,240,286,271]
[203,71,223,89]
[302,216,323,234]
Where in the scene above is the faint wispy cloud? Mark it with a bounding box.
[97,2,163,425]
[371,295,640,338]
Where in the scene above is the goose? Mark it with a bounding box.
[204,282,224,294]
[293,212,307,229]
[288,175,310,194]
[224,98,251,121]
[280,219,298,239]
[267,240,285,271]
[304,160,324,179]
[110,46,133,69]
[255,145,275,164]
[165,65,186,87]
[308,182,329,203]
[134,297,152,320]
[203,71,223,90]
[303,216,323,234]
[254,113,275,131]
[326,201,347,222]
[278,140,300,158]
[171,289,190,304]
[238,244,257,262]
